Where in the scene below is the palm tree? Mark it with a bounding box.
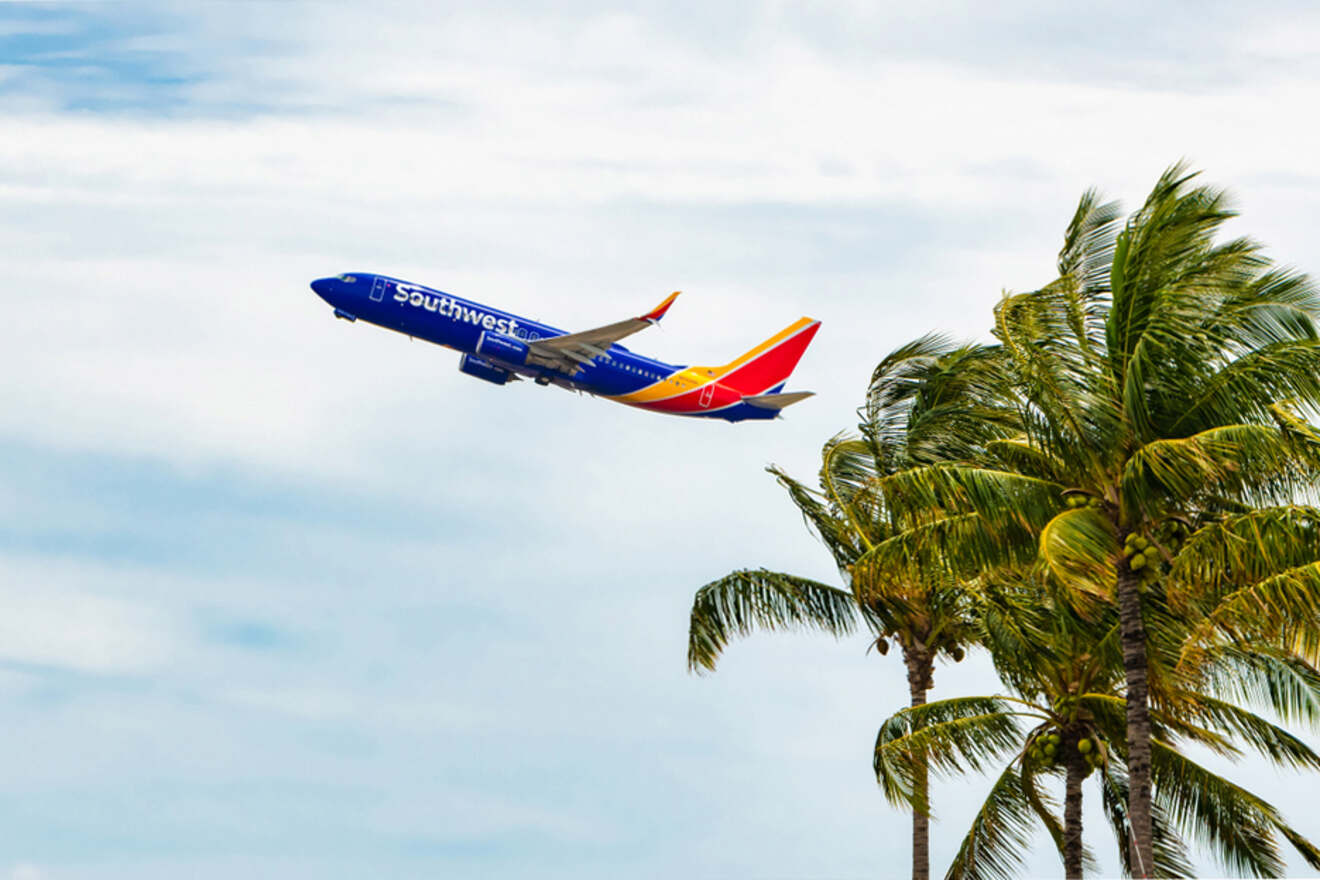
[856,164,1320,874]
[688,338,1014,880]
[874,577,1320,879]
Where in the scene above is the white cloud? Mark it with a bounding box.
[0,578,177,674]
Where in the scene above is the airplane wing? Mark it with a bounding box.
[526,291,680,372]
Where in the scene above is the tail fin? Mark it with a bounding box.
[701,317,821,395]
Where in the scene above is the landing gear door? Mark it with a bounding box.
[370,277,387,302]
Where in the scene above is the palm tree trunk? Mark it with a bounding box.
[1063,739,1085,879]
[904,646,933,880]
[1117,564,1154,877]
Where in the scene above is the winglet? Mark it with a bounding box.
[640,291,681,324]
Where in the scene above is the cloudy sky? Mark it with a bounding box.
[3,2,1320,878]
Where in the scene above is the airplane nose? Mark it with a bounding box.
[310,277,336,299]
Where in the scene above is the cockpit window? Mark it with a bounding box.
[337,274,357,283]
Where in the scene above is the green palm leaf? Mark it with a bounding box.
[1098,764,1197,879]
[1123,424,1320,515]
[874,697,1040,809]
[767,465,865,569]
[944,763,1038,880]
[1185,562,1320,662]
[1177,694,1320,770]
[1168,339,1320,435]
[1149,739,1320,876]
[1077,692,1237,759]
[687,570,858,673]
[1170,505,1320,607]
[1040,506,1119,600]
[1196,644,1320,726]
[1017,756,1068,862]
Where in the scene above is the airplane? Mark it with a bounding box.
[309,273,820,422]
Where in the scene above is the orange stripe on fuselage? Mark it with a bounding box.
[608,317,817,406]
[633,381,743,413]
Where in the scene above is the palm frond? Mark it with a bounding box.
[1196,644,1320,727]
[994,287,1115,475]
[1077,693,1237,758]
[1184,562,1320,665]
[1202,264,1320,351]
[819,434,885,549]
[1057,188,1122,311]
[1150,739,1286,877]
[865,332,959,470]
[1275,823,1320,871]
[767,465,864,570]
[944,763,1037,880]
[858,510,1036,592]
[851,463,1066,595]
[1177,693,1320,769]
[1040,507,1119,600]
[1099,763,1198,878]
[1018,757,1067,859]
[901,345,1022,465]
[1168,338,1320,435]
[1105,162,1275,438]
[687,570,858,673]
[1122,424,1320,518]
[984,436,1072,485]
[1170,505,1320,608]
[874,696,1039,809]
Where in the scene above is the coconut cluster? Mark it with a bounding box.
[1028,730,1106,776]
[1123,532,1171,585]
[1124,533,1151,569]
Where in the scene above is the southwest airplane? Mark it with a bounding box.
[309,273,820,422]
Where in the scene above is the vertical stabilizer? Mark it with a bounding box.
[698,318,821,395]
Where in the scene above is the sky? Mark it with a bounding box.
[2,2,1320,878]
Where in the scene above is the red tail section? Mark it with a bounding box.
[708,318,821,394]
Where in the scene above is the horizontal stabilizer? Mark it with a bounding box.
[742,391,815,410]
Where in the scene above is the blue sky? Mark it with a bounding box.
[3,2,1320,878]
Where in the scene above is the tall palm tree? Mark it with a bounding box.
[874,576,1320,879]
[857,164,1320,874]
[688,338,1014,880]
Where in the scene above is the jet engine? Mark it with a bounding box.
[474,331,529,366]
[458,354,516,385]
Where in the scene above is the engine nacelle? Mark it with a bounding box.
[475,330,529,366]
[458,353,515,385]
